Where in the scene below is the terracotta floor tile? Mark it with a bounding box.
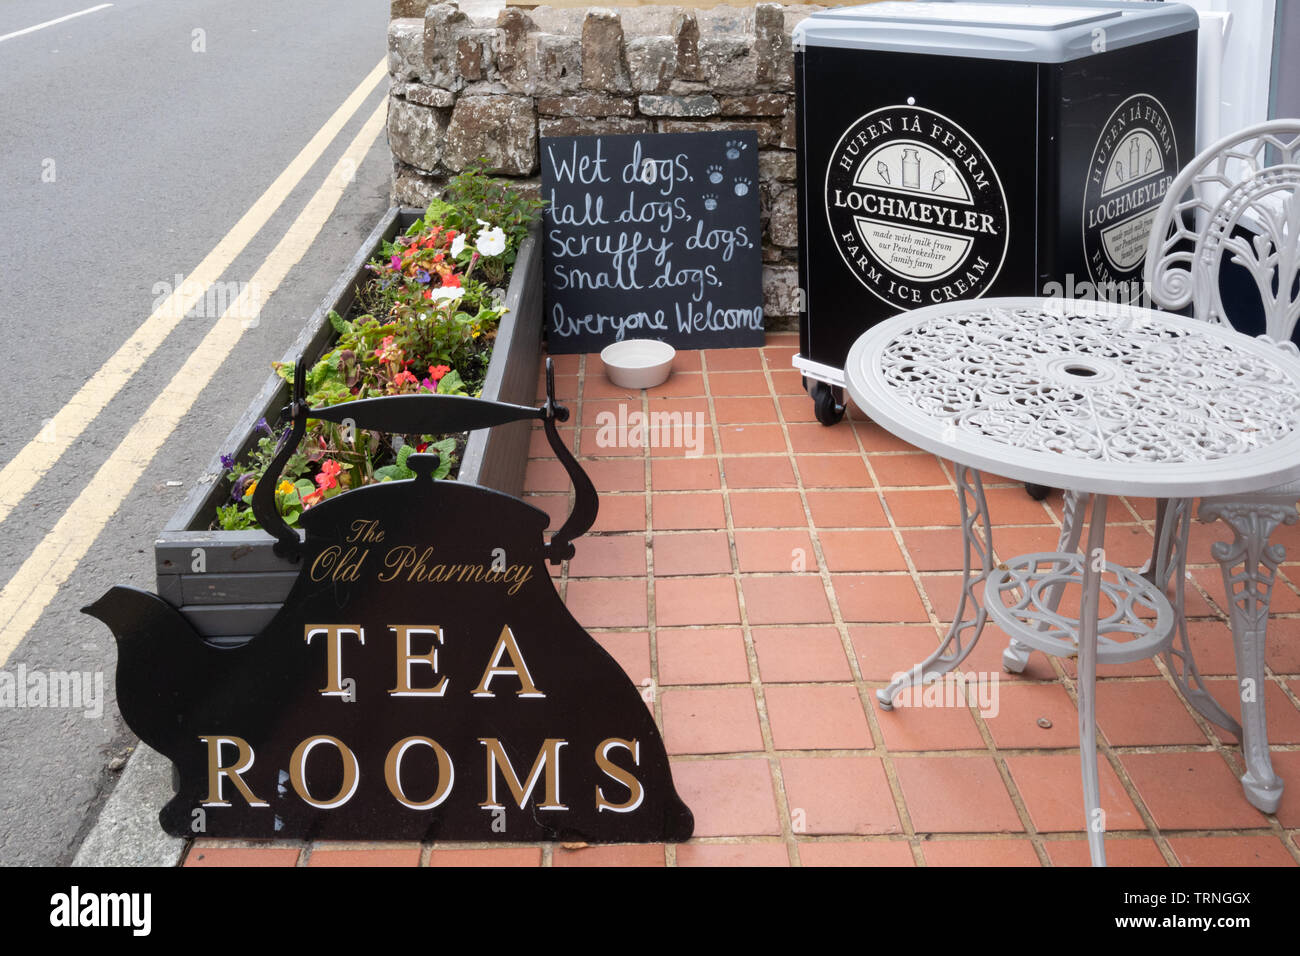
[874,695,987,751]
[426,848,543,866]
[1004,754,1145,833]
[742,575,833,625]
[871,454,950,488]
[653,531,734,576]
[728,490,809,529]
[657,628,751,685]
[1044,838,1167,867]
[535,373,579,401]
[567,534,647,577]
[644,369,707,395]
[589,494,646,533]
[733,529,816,573]
[848,624,947,683]
[579,398,638,428]
[768,369,805,395]
[1267,617,1300,673]
[1205,679,1300,744]
[307,847,421,867]
[713,396,779,424]
[709,370,771,396]
[1165,835,1295,866]
[721,455,797,489]
[796,454,872,488]
[717,423,788,455]
[1180,619,1246,676]
[576,427,644,457]
[817,530,907,572]
[644,395,711,420]
[981,486,1057,526]
[646,431,716,458]
[703,347,766,372]
[583,458,646,493]
[527,427,575,459]
[552,844,666,866]
[893,756,1023,833]
[884,488,962,528]
[662,687,763,754]
[524,494,570,529]
[654,576,741,626]
[984,683,1085,749]
[787,422,861,454]
[832,574,929,623]
[546,353,582,375]
[765,685,873,750]
[1095,681,1211,746]
[675,842,791,866]
[780,757,902,835]
[1121,752,1270,830]
[777,394,821,424]
[753,627,853,682]
[797,840,916,866]
[581,377,653,402]
[806,490,888,528]
[565,579,648,628]
[921,839,1041,867]
[651,492,726,531]
[184,846,301,867]
[524,458,573,493]
[900,529,974,572]
[853,420,919,452]
[643,371,706,398]
[651,457,720,491]
[670,758,781,836]
[593,632,651,686]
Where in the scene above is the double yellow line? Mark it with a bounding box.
[0,59,389,665]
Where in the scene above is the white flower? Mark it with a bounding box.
[450,234,466,258]
[429,286,463,304]
[476,225,507,257]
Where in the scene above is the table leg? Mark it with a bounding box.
[878,463,992,709]
[1003,488,1085,674]
[1153,498,1243,738]
[1078,494,1108,868]
[1197,498,1297,814]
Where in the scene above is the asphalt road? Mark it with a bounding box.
[0,0,394,865]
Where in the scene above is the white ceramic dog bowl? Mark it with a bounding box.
[601,339,676,389]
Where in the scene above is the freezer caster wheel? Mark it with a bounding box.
[1024,483,1051,500]
[810,381,845,426]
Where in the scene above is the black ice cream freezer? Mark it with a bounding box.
[792,0,1198,425]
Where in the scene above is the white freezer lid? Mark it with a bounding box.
[794,1,1200,64]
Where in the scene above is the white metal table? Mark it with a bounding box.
[844,297,1300,866]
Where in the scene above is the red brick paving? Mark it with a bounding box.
[181,336,1300,867]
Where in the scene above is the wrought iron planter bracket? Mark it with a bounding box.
[251,357,598,564]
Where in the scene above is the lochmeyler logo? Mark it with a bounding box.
[825,105,1008,309]
[1083,93,1177,286]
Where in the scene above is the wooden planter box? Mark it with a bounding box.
[155,208,544,644]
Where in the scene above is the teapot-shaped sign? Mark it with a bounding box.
[85,362,693,843]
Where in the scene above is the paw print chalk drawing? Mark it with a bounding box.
[733,176,752,197]
[703,193,718,211]
[707,164,724,184]
[725,139,748,160]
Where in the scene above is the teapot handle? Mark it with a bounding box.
[250,358,598,563]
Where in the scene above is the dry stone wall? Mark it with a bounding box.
[388,1,827,329]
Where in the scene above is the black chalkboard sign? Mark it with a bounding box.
[541,130,765,354]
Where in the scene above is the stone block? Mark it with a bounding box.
[388,18,424,80]
[581,9,631,92]
[627,36,677,94]
[388,95,450,171]
[539,116,653,138]
[537,94,635,117]
[638,94,720,118]
[445,95,538,176]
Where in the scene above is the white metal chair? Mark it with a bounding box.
[1143,120,1300,814]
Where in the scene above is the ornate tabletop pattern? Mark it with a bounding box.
[871,301,1300,476]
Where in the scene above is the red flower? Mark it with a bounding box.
[315,459,343,493]
[441,273,462,288]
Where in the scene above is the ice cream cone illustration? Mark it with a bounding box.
[931,169,945,192]
[876,159,891,184]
